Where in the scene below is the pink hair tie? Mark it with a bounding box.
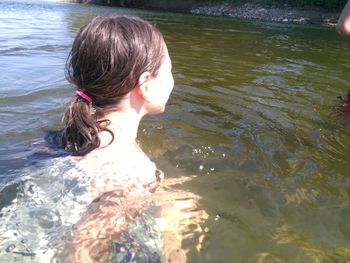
[76,90,93,104]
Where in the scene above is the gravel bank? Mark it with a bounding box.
[191,3,339,25]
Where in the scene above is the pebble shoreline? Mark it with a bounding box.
[190,3,339,26]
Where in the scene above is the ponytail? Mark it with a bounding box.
[63,96,101,156]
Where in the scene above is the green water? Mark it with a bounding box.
[1,0,350,262]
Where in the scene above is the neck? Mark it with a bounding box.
[96,89,146,149]
[103,109,143,144]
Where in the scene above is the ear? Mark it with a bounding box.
[137,71,152,102]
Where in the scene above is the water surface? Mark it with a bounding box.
[1,0,350,262]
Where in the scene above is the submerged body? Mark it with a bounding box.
[0,140,206,262]
[0,151,163,262]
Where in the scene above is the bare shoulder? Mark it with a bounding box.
[74,144,161,197]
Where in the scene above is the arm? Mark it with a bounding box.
[62,190,147,262]
[337,0,350,35]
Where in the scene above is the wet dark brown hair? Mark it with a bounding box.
[61,15,166,156]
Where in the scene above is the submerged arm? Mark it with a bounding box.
[62,190,150,263]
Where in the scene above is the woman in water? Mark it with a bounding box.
[55,15,174,262]
[0,14,199,263]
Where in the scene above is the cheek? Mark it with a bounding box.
[151,78,173,114]
[146,71,174,112]
[155,73,173,98]
[164,73,174,96]
[169,74,174,92]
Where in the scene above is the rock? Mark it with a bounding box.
[190,3,338,26]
